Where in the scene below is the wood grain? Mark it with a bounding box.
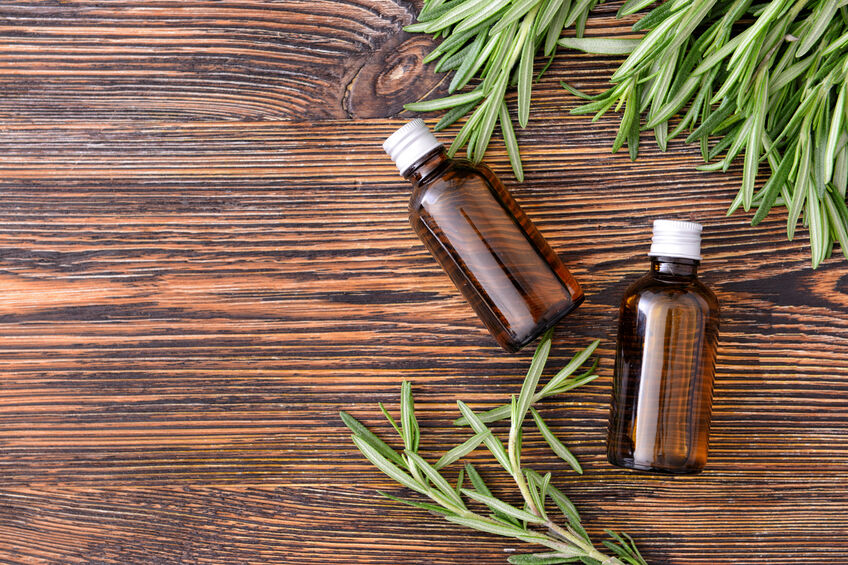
[0,1,847,564]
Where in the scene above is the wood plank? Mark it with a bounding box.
[0,0,424,121]
[0,118,846,563]
[0,1,637,122]
[0,485,845,564]
[1,0,847,563]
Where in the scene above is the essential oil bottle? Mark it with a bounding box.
[607,220,720,474]
[382,119,583,353]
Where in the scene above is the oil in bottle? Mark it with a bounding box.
[382,119,583,353]
[607,220,720,473]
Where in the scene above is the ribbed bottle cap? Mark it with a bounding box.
[383,119,442,175]
[648,219,702,261]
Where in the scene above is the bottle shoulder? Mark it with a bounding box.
[409,160,492,210]
[622,271,719,313]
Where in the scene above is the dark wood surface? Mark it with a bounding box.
[0,2,847,564]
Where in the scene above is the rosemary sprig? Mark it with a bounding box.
[341,331,649,565]
[559,0,848,268]
[404,0,606,181]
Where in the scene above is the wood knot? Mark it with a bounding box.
[345,32,446,119]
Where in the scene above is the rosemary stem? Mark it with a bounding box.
[508,422,539,516]
[545,520,594,552]
[526,524,610,561]
[405,454,425,484]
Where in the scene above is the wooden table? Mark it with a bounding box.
[1,2,846,563]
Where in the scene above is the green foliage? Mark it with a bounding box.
[405,0,848,268]
[559,0,848,268]
[342,333,648,564]
[403,0,606,181]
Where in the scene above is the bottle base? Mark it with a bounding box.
[607,454,704,475]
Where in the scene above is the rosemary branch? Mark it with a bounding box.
[560,0,848,268]
[403,0,606,181]
[404,0,848,268]
[341,330,649,565]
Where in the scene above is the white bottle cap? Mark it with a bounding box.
[648,219,703,261]
[383,119,442,175]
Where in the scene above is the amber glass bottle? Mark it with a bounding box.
[383,120,583,353]
[607,220,719,474]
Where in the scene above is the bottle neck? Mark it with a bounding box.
[403,147,449,187]
[650,256,699,279]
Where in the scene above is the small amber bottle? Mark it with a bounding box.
[607,220,719,473]
[383,120,583,353]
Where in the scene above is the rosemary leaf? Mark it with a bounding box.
[741,71,769,211]
[546,482,587,540]
[537,0,566,40]
[455,342,599,427]
[621,533,649,565]
[797,0,839,57]
[508,553,581,564]
[539,339,600,396]
[424,0,494,33]
[401,381,419,452]
[524,469,547,519]
[788,131,811,241]
[604,530,648,565]
[350,436,428,495]
[545,0,574,56]
[530,408,583,474]
[466,462,523,526]
[377,490,457,517]
[435,430,491,469]
[453,0,512,34]
[435,100,479,130]
[826,85,846,182]
[514,328,553,431]
[462,488,547,524]
[457,400,514,473]
[752,144,795,225]
[340,411,405,466]
[455,467,465,496]
[450,32,489,93]
[518,20,537,128]
[564,0,597,30]
[492,0,546,35]
[445,514,538,538]
[557,37,641,54]
[539,473,552,510]
[601,540,640,565]
[465,462,493,496]
[500,101,525,182]
[378,402,402,437]
[617,0,656,18]
[406,451,467,508]
[825,186,848,253]
[405,89,485,112]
